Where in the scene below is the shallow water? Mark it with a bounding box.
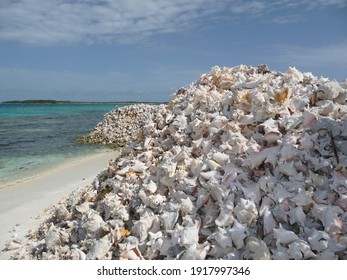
[0,103,125,185]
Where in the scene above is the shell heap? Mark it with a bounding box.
[78,104,165,148]
[11,64,347,260]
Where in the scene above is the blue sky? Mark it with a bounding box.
[0,0,346,102]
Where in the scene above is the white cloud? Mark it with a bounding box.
[0,0,227,45]
[270,41,347,66]
[271,14,304,24]
[1,0,345,46]
[265,41,347,80]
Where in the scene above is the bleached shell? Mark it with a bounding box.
[70,248,86,260]
[208,227,233,249]
[170,115,188,131]
[86,235,112,260]
[178,242,210,260]
[132,215,154,242]
[233,198,258,226]
[149,194,167,209]
[200,170,220,180]
[331,170,347,195]
[180,218,200,247]
[45,224,63,251]
[308,229,330,252]
[75,202,91,214]
[262,207,277,236]
[287,240,316,260]
[179,196,196,214]
[323,206,343,237]
[130,160,148,173]
[335,194,347,211]
[229,220,249,249]
[273,226,299,246]
[215,208,234,227]
[82,211,105,236]
[243,236,271,260]
[143,180,157,194]
[242,146,280,169]
[195,188,210,209]
[288,206,306,227]
[270,183,294,203]
[222,163,242,186]
[316,81,344,101]
[278,161,298,177]
[207,177,229,204]
[206,159,222,171]
[160,211,179,231]
[241,183,262,205]
[212,152,230,165]
[302,109,317,128]
[146,231,164,259]
[54,204,70,221]
[202,200,220,227]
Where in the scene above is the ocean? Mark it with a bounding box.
[0,103,126,186]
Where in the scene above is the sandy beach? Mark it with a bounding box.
[0,149,118,260]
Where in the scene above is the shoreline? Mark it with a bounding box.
[0,149,119,260]
[0,148,115,190]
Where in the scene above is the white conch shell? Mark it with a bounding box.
[212,152,230,165]
[54,204,70,221]
[70,248,86,260]
[209,227,233,249]
[244,236,271,260]
[222,163,242,186]
[241,182,262,205]
[261,206,277,236]
[180,218,200,247]
[229,220,249,250]
[323,206,343,238]
[82,210,105,237]
[215,194,235,227]
[161,211,179,231]
[302,109,317,128]
[178,242,210,260]
[335,194,347,211]
[86,235,112,260]
[288,206,306,227]
[45,224,62,251]
[119,236,144,260]
[132,215,154,242]
[75,202,91,214]
[317,81,344,101]
[233,198,258,226]
[149,194,167,209]
[287,240,316,260]
[242,146,280,169]
[143,180,158,194]
[130,160,148,173]
[146,231,164,259]
[273,225,299,246]
[308,229,330,252]
[196,188,210,209]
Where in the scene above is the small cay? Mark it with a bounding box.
[9,64,347,260]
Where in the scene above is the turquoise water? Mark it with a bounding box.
[0,103,125,186]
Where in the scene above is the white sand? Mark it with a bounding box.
[0,150,118,260]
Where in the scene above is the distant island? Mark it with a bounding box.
[1,99,167,105]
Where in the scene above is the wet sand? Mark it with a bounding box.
[0,150,118,260]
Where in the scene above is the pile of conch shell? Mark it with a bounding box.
[10,64,347,260]
[77,104,165,148]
